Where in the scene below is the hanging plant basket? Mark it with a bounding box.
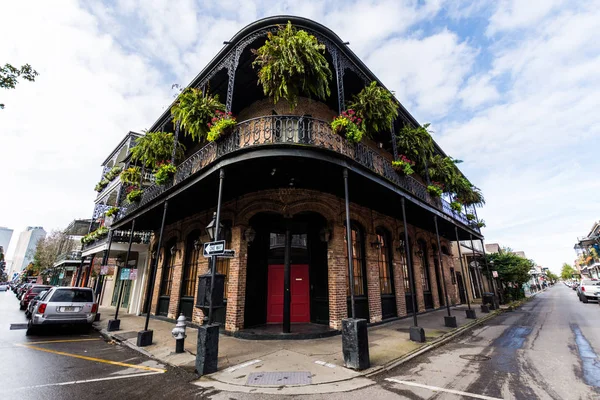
[253,21,332,110]
[171,89,225,142]
[207,111,236,142]
[154,162,177,185]
[392,155,415,176]
[450,201,463,213]
[427,183,443,198]
[331,110,364,143]
[126,187,143,203]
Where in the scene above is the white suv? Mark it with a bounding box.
[28,287,97,334]
[578,279,600,303]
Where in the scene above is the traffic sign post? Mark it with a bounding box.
[218,249,235,258]
[203,240,225,257]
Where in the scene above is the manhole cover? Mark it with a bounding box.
[459,354,491,361]
[10,323,28,330]
[246,371,312,386]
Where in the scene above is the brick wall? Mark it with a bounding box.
[137,187,469,331]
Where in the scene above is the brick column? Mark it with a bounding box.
[392,239,407,317]
[444,255,458,304]
[430,253,441,309]
[414,257,425,312]
[328,224,347,330]
[365,233,382,323]
[167,241,184,319]
[225,225,248,332]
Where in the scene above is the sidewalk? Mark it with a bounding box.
[94,304,503,394]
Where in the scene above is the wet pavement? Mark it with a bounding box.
[0,290,208,399]
[2,285,598,399]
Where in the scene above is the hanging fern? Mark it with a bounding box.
[348,81,398,135]
[252,21,332,110]
[129,131,185,168]
[428,155,462,193]
[396,123,434,168]
[171,88,225,142]
[120,167,141,185]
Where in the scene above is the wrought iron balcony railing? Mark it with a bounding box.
[82,230,152,252]
[55,251,83,263]
[115,115,479,232]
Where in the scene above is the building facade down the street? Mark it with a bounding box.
[9,226,46,278]
[0,227,13,257]
[78,132,153,316]
[574,221,600,278]
[104,16,485,335]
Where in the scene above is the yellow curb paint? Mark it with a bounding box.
[15,344,166,373]
[25,338,101,345]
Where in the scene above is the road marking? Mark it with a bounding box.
[8,371,165,391]
[16,344,166,372]
[25,338,101,345]
[385,378,503,400]
[226,359,262,372]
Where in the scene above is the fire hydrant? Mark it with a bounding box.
[172,314,187,353]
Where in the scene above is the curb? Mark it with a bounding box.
[93,324,155,359]
[365,308,503,377]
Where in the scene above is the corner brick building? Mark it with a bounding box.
[109,16,483,336]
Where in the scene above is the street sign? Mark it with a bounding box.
[218,249,235,258]
[203,240,226,257]
[492,271,498,278]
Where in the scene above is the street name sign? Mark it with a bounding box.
[204,240,226,257]
[218,249,235,258]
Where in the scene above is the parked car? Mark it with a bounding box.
[28,287,97,334]
[20,285,53,310]
[25,290,50,318]
[17,283,33,299]
[578,279,600,303]
[0,284,8,292]
[572,282,579,291]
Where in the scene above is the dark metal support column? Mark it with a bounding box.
[283,228,292,334]
[401,198,425,341]
[334,51,345,114]
[434,216,456,327]
[391,125,398,160]
[109,219,136,332]
[480,239,499,310]
[207,168,225,325]
[469,234,487,312]
[138,201,168,347]
[226,67,236,112]
[455,227,475,318]
[171,122,180,164]
[343,169,355,318]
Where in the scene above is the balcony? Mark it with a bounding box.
[82,230,152,252]
[115,115,479,232]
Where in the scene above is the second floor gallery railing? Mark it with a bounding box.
[116,115,479,232]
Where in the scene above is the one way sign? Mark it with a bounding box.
[203,240,225,257]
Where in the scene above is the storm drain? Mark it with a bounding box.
[459,354,491,361]
[246,371,312,386]
[10,323,28,330]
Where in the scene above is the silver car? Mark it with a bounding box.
[28,287,97,334]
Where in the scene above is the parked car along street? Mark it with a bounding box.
[28,286,97,334]
[577,279,600,303]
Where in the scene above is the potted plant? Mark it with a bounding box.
[471,219,486,229]
[466,213,476,221]
[331,109,364,143]
[450,201,463,213]
[126,187,143,203]
[171,89,226,142]
[104,166,123,182]
[120,167,141,185]
[94,178,110,192]
[130,131,185,168]
[348,81,398,136]
[207,110,237,142]
[427,182,444,198]
[105,207,119,217]
[396,123,435,170]
[392,155,415,176]
[154,161,177,185]
[253,21,332,110]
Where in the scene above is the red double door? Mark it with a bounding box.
[266,264,310,323]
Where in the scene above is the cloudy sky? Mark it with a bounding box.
[1,0,598,273]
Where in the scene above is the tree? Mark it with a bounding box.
[546,271,559,284]
[560,263,576,281]
[31,230,74,276]
[1,63,39,109]
[486,248,535,302]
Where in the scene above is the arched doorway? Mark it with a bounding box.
[244,212,329,330]
[157,238,177,316]
[179,230,202,320]
[345,221,369,321]
[376,227,396,319]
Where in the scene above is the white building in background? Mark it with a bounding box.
[10,226,46,276]
[0,227,13,255]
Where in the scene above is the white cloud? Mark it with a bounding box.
[458,74,499,109]
[487,0,567,34]
[368,30,477,119]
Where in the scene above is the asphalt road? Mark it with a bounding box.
[0,290,208,399]
[2,285,598,399]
